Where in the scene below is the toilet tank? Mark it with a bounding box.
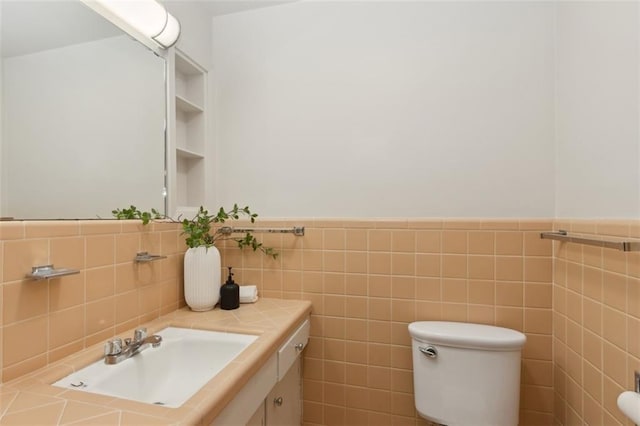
[408,321,526,426]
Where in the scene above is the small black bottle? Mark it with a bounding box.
[220,266,239,310]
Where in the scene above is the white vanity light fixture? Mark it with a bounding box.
[80,0,180,49]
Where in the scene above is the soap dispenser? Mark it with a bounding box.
[220,266,239,310]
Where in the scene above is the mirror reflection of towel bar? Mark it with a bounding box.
[540,230,640,252]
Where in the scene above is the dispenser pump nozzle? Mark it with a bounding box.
[225,266,235,285]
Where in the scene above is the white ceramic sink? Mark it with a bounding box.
[52,327,258,408]
[618,391,640,424]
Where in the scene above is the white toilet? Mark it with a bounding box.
[408,321,526,426]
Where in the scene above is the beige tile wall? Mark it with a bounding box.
[551,220,640,426]
[2,217,637,426]
[219,219,555,425]
[0,220,185,382]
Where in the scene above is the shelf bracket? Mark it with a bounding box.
[134,252,167,263]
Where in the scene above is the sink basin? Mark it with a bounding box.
[618,391,640,424]
[52,327,258,408]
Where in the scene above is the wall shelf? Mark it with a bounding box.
[176,95,204,114]
[27,265,80,280]
[176,147,205,160]
[168,49,207,215]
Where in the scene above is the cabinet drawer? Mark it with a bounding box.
[277,319,309,380]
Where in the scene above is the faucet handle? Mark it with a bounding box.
[134,328,147,342]
[104,338,123,356]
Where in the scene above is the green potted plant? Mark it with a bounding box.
[113,204,276,311]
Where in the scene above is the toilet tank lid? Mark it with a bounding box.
[408,321,526,350]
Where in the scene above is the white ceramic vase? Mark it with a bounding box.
[183,245,221,311]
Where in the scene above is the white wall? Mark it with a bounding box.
[212,1,556,218]
[2,36,164,219]
[554,1,640,218]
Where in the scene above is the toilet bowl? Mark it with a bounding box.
[408,321,526,426]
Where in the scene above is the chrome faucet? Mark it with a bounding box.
[103,328,162,365]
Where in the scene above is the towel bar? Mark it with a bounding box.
[219,226,305,236]
[540,230,640,252]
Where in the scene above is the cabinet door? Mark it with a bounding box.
[246,400,266,426]
[266,357,302,426]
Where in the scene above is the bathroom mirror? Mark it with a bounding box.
[0,0,166,220]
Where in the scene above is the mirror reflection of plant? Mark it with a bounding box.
[112,205,163,224]
[112,204,277,258]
